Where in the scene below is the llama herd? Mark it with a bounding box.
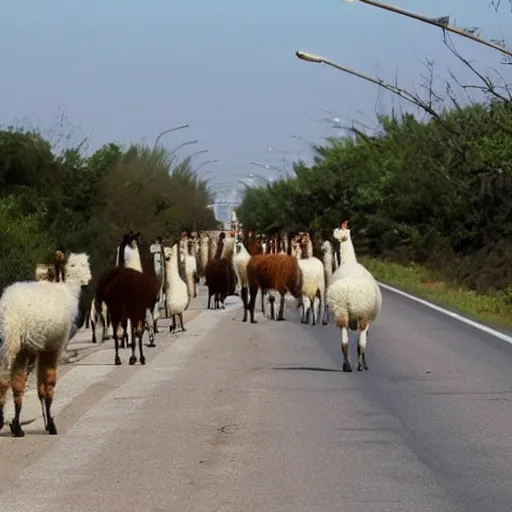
[200,222,382,374]
[0,222,382,438]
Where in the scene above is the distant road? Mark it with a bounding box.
[0,285,511,512]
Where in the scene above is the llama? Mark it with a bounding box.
[296,234,328,326]
[185,239,199,299]
[204,236,236,310]
[326,220,382,372]
[35,264,56,282]
[198,232,210,284]
[164,243,190,332]
[115,232,161,346]
[246,253,303,323]
[233,239,251,321]
[0,253,92,437]
[95,266,160,366]
[150,237,167,323]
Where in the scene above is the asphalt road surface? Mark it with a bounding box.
[1,284,511,512]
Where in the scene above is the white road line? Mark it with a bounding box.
[377,281,512,345]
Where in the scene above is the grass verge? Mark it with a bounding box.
[359,256,512,329]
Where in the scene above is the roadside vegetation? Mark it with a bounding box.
[0,124,218,301]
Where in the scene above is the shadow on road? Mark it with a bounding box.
[271,365,341,372]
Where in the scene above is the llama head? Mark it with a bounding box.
[220,235,236,259]
[130,232,142,248]
[163,246,173,261]
[337,220,351,242]
[64,253,92,286]
[321,240,332,252]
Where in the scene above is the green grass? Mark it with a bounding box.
[359,256,512,329]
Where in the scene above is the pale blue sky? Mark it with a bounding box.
[1,1,509,195]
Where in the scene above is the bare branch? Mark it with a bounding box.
[442,32,511,102]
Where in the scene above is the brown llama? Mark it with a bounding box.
[95,266,160,366]
[204,236,236,309]
[245,253,303,323]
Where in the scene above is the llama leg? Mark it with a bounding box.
[153,303,160,334]
[310,298,316,326]
[241,287,249,322]
[136,320,145,365]
[179,313,187,332]
[316,293,323,327]
[113,322,122,365]
[10,350,30,437]
[248,285,258,324]
[208,291,212,309]
[101,314,107,342]
[357,325,369,371]
[276,291,286,321]
[0,374,8,432]
[146,308,156,347]
[129,323,137,365]
[334,315,352,371]
[260,289,266,316]
[341,327,352,372]
[37,350,59,435]
[322,296,329,326]
[120,320,127,349]
[91,315,97,343]
[269,295,276,320]
[169,315,176,333]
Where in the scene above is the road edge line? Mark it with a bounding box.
[377,281,512,345]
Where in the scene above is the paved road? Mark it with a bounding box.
[1,285,511,511]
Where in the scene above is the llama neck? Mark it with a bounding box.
[167,245,181,281]
[124,246,143,272]
[340,239,357,265]
[220,238,235,260]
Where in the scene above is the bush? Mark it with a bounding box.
[0,128,219,294]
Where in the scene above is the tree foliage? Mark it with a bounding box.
[0,128,218,293]
[237,100,512,292]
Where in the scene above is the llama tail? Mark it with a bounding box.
[0,316,23,371]
[2,416,38,428]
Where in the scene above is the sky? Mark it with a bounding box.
[1,1,509,199]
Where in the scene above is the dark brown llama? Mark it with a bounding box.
[204,236,236,309]
[95,266,160,366]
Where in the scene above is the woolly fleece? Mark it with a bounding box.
[0,253,92,367]
[298,257,325,300]
[326,273,382,327]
